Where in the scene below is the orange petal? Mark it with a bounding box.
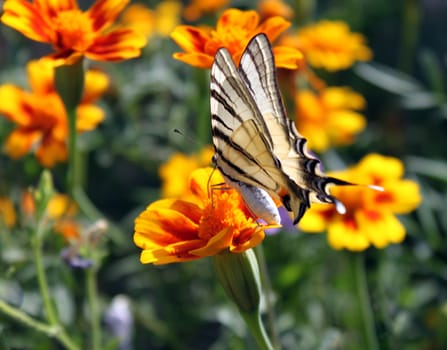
[230,227,265,253]
[35,0,78,14]
[82,69,110,103]
[217,9,259,33]
[1,0,54,43]
[172,52,213,69]
[86,28,147,61]
[27,59,54,94]
[272,46,304,69]
[35,137,67,167]
[189,227,234,257]
[5,129,40,159]
[257,16,291,42]
[170,25,211,54]
[140,240,204,264]
[75,105,105,132]
[88,0,130,32]
[0,85,32,125]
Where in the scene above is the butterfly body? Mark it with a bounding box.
[211,33,350,225]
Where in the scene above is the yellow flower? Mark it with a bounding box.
[0,59,109,167]
[258,0,294,21]
[282,20,372,71]
[159,146,214,198]
[171,8,303,69]
[0,197,17,228]
[295,87,367,152]
[120,1,181,38]
[299,154,422,251]
[1,0,147,64]
[183,0,229,21]
[134,168,277,265]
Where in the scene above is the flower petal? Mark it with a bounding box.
[256,15,291,42]
[170,25,211,54]
[172,52,214,69]
[75,105,105,132]
[272,46,304,70]
[0,85,32,125]
[88,0,130,32]
[82,70,110,103]
[1,0,54,43]
[217,9,259,33]
[87,28,147,61]
[5,129,40,159]
[35,137,67,167]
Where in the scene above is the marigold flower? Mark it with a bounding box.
[0,197,17,228]
[258,0,294,21]
[120,1,181,38]
[183,0,229,21]
[295,87,367,152]
[0,59,109,167]
[299,154,422,251]
[1,0,147,64]
[171,8,304,69]
[159,146,214,198]
[282,20,372,71]
[134,168,277,265]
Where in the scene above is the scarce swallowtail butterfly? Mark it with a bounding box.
[210,33,351,225]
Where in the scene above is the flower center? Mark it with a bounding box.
[54,10,95,52]
[198,191,253,240]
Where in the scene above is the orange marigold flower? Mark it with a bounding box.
[0,197,17,228]
[1,0,147,64]
[171,8,304,69]
[299,154,422,251]
[183,0,229,21]
[0,59,109,167]
[120,1,181,39]
[295,87,367,152]
[134,167,276,265]
[258,0,294,21]
[159,146,214,198]
[282,20,372,71]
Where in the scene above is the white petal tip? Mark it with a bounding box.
[368,185,385,192]
[335,200,346,215]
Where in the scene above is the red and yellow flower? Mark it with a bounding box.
[159,146,214,198]
[134,168,276,265]
[295,86,367,152]
[0,59,109,167]
[171,8,303,69]
[299,154,422,251]
[1,0,147,64]
[282,20,372,71]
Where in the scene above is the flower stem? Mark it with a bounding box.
[353,253,380,350]
[67,107,78,197]
[31,225,58,326]
[254,245,280,349]
[0,300,80,350]
[86,265,101,350]
[241,311,275,350]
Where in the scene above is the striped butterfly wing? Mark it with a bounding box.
[238,34,351,216]
[210,41,308,222]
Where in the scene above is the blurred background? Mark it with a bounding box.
[0,0,447,349]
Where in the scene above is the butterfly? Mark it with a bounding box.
[210,33,351,225]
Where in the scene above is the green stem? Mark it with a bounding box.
[0,300,80,350]
[86,265,101,350]
[354,253,380,350]
[241,311,275,350]
[67,108,78,197]
[31,225,58,326]
[254,246,280,349]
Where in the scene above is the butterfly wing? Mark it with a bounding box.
[211,43,309,222]
[238,34,351,209]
